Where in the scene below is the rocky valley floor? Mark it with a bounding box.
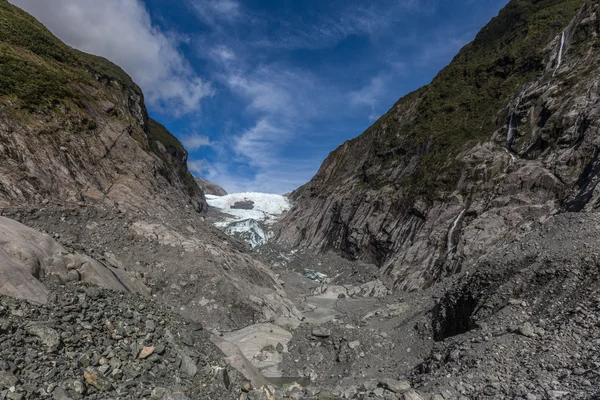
[1,202,600,400]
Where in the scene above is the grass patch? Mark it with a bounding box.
[0,0,142,111]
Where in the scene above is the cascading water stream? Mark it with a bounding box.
[553,31,566,76]
[507,113,517,149]
[446,209,466,254]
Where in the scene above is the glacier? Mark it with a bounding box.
[206,193,291,248]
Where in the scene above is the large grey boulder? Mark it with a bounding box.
[0,216,148,304]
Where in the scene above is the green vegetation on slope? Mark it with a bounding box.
[0,0,140,110]
[327,0,585,199]
[148,118,188,159]
[75,49,141,96]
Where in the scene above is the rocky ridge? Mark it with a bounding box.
[0,0,205,215]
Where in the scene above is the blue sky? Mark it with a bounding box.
[12,0,508,194]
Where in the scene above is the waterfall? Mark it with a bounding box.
[503,148,516,172]
[507,113,517,148]
[554,31,566,76]
[446,209,466,254]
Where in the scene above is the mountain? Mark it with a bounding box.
[277,0,600,291]
[0,0,206,213]
[195,177,228,196]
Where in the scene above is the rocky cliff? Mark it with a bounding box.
[0,0,206,214]
[277,0,600,291]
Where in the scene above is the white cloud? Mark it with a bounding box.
[10,0,213,115]
[233,118,290,169]
[350,75,386,114]
[187,159,210,176]
[210,45,236,64]
[195,158,319,194]
[225,67,315,118]
[181,134,213,151]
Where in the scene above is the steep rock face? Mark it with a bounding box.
[195,177,228,196]
[0,0,206,214]
[277,0,600,291]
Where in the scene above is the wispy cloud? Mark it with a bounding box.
[11,0,213,115]
[251,0,439,50]
[233,119,290,168]
[187,159,210,175]
[350,75,389,121]
[181,134,213,151]
[189,0,243,25]
[225,66,318,118]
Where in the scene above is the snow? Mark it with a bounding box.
[206,192,291,248]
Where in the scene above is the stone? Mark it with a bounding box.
[240,380,252,392]
[519,322,535,338]
[52,387,72,400]
[111,369,123,379]
[64,379,86,395]
[403,390,425,400]
[178,352,197,378]
[348,340,360,349]
[83,367,112,391]
[276,342,284,353]
[548,391,569,399]
[381,379,411,394]
[151,387,169,399]
[145,320,156,332]
[311,328,331,338]
[189,322,204,331]
[138,346,155,359]
[0,371,18,389]
[27,325,61,347]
